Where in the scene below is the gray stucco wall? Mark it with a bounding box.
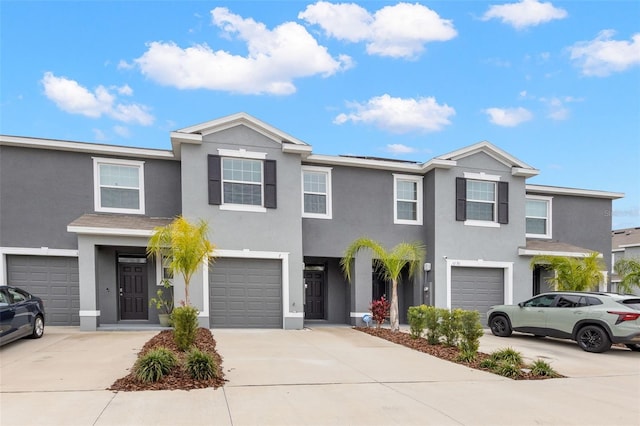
[179,125,305,328]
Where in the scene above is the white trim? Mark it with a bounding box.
[66,226,154,237]
[526,195,553,239]
[218,148,267,160]
[302,166,333,219]
[305,154,456,173]
[93,157,145,215]
[464,220,500,228]
[620,243,640,249]
[393,174,423,225]
[463,171,501,181]
[219,204,267,213]
[79,310,100,317]
[204,249,291,329]
[526,184,624,200]
[282,143,312,155]
[0,247,79,285]
[518,248,602,258]
[446,259,513,308]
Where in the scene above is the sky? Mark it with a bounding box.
[1,0,639,229]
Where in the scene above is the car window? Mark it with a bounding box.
[556,295,588,308]
[0,291,9,305]
[523,294,556,307]
[619,299,640,311]
[587,296,603,306]
[7,288,27,303]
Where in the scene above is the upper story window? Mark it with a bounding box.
[526,195,552,238]
[208,150,276,212]
[93,157,145,214]
[393,174,423,225]
[302,166,332,219]
[456,173,508,227]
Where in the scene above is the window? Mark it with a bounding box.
[207,152,276,212]
[456,174,508,226]
[93,158,145,214]
[523,294,556,307]
[302,166,332,219]
[394,174,423,225]
[526,196,552,238]
[156,255,173,286]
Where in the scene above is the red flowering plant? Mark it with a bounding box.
[369,296,391,328]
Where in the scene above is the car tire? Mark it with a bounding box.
[489,315,512,337]
[30,315,44,339]
[625,344,640,352]
[576,325,611,353]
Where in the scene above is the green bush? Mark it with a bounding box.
[479,358,498,369]
[134,347,177,382]
[495,361,521,378]
[407,305,429,339]
[424,306,441,345]
[530,359,559,378]
[172,305,199,351]
[490,347,523,366]
[457,310,484,361]
[440,308,462,346]
[185,348,217,380]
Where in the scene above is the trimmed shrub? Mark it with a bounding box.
[185,348,217,380]
[495,361,522,378]
[479,358,498,370]
[530,359,559,378]
[172,305,199,351]
[440,308,462,346]
[457,310,484,361]
[490,347,523,366]
[370,297,390,328]
[134,347,177,383]
[407,305,429,339]
[424,306,441,345]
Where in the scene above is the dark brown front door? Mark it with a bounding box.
[304,270,325,320]
[119,259,148,320]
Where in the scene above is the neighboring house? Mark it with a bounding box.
[611,227,640,295]
[0,113,623,330]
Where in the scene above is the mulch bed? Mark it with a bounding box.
[109,328,226,391]
[355,326,563,380]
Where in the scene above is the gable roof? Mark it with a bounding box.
[436,141,539,178]
[612,227,640,250]
[170,112,312,158]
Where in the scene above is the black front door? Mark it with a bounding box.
[304,270,325,320]
[118,259,148,320]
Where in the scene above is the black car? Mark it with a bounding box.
[0,286,45,346]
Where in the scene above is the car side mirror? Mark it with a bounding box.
[518,302,524,308]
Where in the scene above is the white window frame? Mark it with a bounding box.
[393,174,423,225]
[463,172,500,227]
[526,195,553,239]
[155,254,173,286]
[93,157,145,214]
[219,152,267,213]
[302,166,332,219]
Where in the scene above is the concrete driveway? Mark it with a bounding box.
[1,326,639,426]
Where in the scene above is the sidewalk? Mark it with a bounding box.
[1,327,639,426]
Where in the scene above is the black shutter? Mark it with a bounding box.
[455,177,466,221]
[264,159,277,209]
[208,155,221,205]
[497,181,509,224]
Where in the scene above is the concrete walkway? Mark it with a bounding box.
[1,326,639,426]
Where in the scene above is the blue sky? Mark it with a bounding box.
[1,0,639,229]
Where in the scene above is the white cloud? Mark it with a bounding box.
[113,125,131,138]
[134,7,350,95]
[569,30,640,77]
[41,72,154,125]
[300,1,457,59]
[334,94,455,133]
[117,85,133,96]
[386,143,416,154]
[484,107,533,127]
[92,128,107,141]
[117,60,134,70]
[481,0,567,30]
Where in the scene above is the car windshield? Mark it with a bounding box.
[523,294,556,307]
[618,299,640,311]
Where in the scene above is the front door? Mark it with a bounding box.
[118,258,148,320]
[304,270,325,320]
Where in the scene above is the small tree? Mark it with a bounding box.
[341,237,425,332]
[147,216,214,306]
[530,252,605,292]
[614,258,640,294]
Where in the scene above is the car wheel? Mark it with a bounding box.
[489,315,512,337]
[576,325,611,353]
[30,315,44,339]
[625,344,640,352]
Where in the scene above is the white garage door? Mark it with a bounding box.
[451,267,504,325]
[209,258,282,328]
[6,255,80,326]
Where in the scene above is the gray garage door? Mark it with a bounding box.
[6,255,80,326]
[451,267,504,325]
[209,258,282,328]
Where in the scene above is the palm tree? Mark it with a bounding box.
[147,216,214,306]
[614,258,640,294]
[530,252,605,292]
[341,237,425,332]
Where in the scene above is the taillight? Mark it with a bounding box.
[607,311,640,325]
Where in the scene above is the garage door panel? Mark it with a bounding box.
[451,267,503,326]
[209,258,282,328]
[6,255,80,326]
